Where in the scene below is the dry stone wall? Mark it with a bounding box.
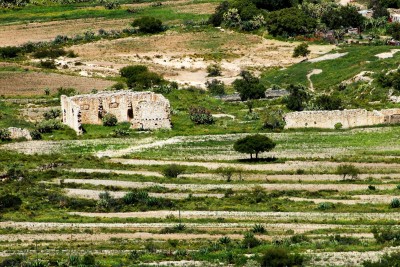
[285,109,400,129]
[61,91,171,134]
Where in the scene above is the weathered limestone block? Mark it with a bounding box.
[284,108,400,129]
[61,91,171,134]
[8,127,32,140]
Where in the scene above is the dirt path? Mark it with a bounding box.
[58,178,396,192]
[307,69,323,91]
[96,137,184,158]
[69,210,400,221]
[109,158,400,172]
[65,188,225,199]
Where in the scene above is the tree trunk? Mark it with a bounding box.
[250,154,253,159]
[255,152,258,159]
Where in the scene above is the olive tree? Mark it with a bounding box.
[233,134,276,159]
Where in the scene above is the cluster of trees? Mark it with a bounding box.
[120,65,164,90]
[209,0,365,36]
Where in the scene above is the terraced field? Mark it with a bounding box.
[2,126,400,266]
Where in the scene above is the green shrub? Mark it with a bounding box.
[266,7,317,37]
[233,71,266,101]
[43,109,61,120]
[314,95,343,110]
[30,130,42,140]
[263,111,285,131]
[390,198,400,208]
[242,232,260,249]
[57,87,77,97]
[103,0,120,9]
[207,63,222,77]
[162,164,186,178]
[189,106,215,125]
[371,227,400,244]
[334,122,343,130]
[0,128,11,141]
[33,48,67,59]
[0,194,22,211]
[216,167,236,182]
[285,84,310,111]
[293,43,310,58]
[368,185,376,191]
[336,164,360,180]
[260,247,304,267]
[206,79,225,96]
[120,65,163,89]
[131,16,164,33]
[39,60,57,69]
[252,224,266,234]
[317,202,335,210]
[102,113,118,127]
[123,190,149,205]
[36,119,63,133]
[0,46,22,59]
[363,252,400,267]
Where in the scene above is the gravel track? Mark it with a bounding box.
[58,178,397,192]
[68,168,163,177]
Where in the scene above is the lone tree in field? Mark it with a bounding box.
[336,164,360,180]
[234,134,276,159]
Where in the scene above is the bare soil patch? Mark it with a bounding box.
[0,18,131,47]
[0,71,114,96]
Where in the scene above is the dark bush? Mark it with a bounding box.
[363,252,400,267]
[207,64,222,77]
[372,227,400,244]
[285,84,310,111]
[33,48,67,59]
[162,164,186,178]
[39,60,57,69]
[314,94,343,110]
[206,79,226,96]
[57,87,77,97]
[266,8,317,37]
[0,194,22,211]
[208,1,230,26]
[0,46,22,59]
[30,130,42,140]
[120,65,163,89]
[241,232,260,249]
[36,119,63,133]
[293,43,310,58]
[0,128,11,141]
[233,71,266,101]
[260,247,304,267]
[102,113,118,126]
[0,256,24,267]
[43,108,61,120]
[189,106,214,125]
[132,16,164,33]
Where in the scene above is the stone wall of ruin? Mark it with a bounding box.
[284,108,400,129]
[61,91,171,134]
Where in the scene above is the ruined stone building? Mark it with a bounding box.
[61,91,171,134]
[285,108,400,129]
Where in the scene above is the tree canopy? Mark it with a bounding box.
[233,71,266,101]
[233,134,276,159]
